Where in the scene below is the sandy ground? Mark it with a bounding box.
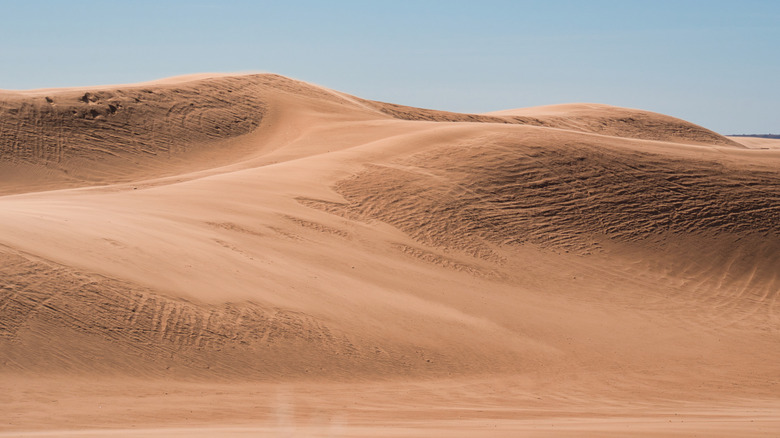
[1,74,778,436]
[2,378,778,437]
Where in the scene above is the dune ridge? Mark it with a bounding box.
[0,74,742,195]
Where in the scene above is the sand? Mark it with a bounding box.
[1,74,778,436]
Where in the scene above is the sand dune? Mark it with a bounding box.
[1,74,778,436]
[730,136,780,150]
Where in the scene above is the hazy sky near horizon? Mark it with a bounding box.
[1,0,777,134]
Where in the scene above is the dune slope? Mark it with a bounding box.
[1,74,778,436]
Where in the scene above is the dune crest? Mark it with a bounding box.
[488,103,743,146]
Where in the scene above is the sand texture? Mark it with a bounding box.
[1,74,778,436]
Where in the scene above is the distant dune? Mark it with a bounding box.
[731,134,780,139]
[1,74,778,437]
[730,135,780,149]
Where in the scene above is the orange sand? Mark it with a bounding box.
[1,74,778,436]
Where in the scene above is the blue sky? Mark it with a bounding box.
[1,0,777,134]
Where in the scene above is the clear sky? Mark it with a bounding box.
[1,0,777,134]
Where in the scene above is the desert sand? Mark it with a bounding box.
[1,74,778,436]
